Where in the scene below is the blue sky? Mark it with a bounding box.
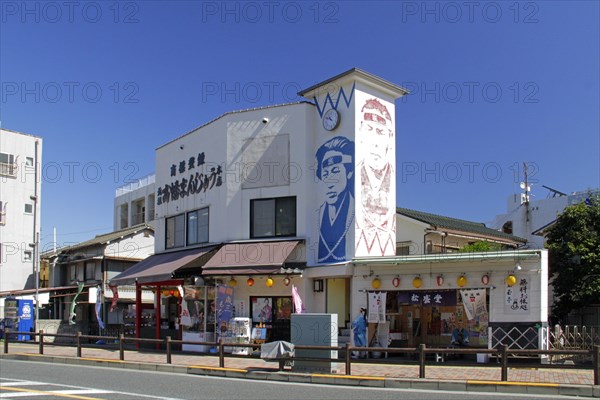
[1,1,599,250]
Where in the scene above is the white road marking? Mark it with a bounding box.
[0,377,180,399]
[53,389,112,394]
[0,382,47,386]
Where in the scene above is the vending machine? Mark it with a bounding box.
[4,298,34,341]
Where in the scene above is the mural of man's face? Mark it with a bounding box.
[361,119,391,171]
[321,151,352,206]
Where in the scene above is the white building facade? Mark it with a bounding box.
[0,129,42,301]
[490,189,599,248]
[112,69,550,351]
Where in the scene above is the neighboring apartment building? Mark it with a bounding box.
[490,188,599,248]
[0,128,42,316]
[114,174,156,230]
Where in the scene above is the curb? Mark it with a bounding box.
[1,353,598,398]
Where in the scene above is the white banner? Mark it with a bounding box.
[505,276,530,314]
[367,291,386,323]
[460,289,487,321]
[178,286,192,327]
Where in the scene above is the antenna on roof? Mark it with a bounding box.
[541,185,567,198]
[520,163,532,222]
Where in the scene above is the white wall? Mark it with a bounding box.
[0,129,42,293]
[102,229,155,260]
[490,191,599,248]
[154,103,313,253]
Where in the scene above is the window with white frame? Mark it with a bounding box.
[26,157,34,167]
[0,153,16,177]
[166,213,185,249]
[187,207,209,245]
[24,203,33,214]
[250,197,296,238]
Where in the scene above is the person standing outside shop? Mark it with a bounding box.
[352,307,367,358]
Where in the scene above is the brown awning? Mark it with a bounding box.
[201,241,303,276]
[110,245,217,285]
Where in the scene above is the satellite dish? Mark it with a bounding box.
[520,182,526,189]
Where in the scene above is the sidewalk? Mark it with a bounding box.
[1,342,598,398]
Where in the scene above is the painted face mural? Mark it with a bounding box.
[356,98,396,256]
[316,136,355,263]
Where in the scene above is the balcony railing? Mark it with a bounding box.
[0,162,17,177]
[115,173,155,196]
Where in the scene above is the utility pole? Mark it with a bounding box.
[31,140,40,330]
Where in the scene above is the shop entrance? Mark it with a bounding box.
[250,296,292,342]
[381,289,489,349]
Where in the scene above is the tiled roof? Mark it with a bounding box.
[61,224,153,253]
[396,207,526,244]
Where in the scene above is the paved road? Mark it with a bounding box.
[0,359,575,400]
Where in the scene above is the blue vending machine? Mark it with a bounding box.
[4,298,34,341]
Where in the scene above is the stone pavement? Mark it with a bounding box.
[1,342,598,398]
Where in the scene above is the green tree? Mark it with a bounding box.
[458,241,502,252]
[546,195,600,319]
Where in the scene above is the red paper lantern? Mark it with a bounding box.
[392,277,400,288]
[481,274,490,285]
[247,277,255,287]
[283,277,291,286]
[436,275,444,286]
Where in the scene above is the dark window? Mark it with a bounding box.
[166,214,185,249]
[396,246,410,256]
[187,207,209,245]
[250,197,296,238]
[502,221,513,234]
[85,262,95,281]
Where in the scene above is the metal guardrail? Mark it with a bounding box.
[3,330,599,385]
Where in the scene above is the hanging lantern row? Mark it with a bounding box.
[243,276,291,287]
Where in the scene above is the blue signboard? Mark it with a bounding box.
[17,299,34,341]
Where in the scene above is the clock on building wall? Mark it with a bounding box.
[322,109,340,131]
